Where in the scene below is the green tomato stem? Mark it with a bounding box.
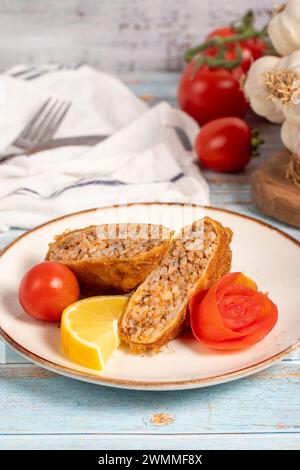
[184,29,265,63]
[251,128,264,156]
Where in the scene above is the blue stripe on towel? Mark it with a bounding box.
[2,173,185,200]
[170,172,184,182]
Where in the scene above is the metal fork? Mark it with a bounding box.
[1,97,71,159]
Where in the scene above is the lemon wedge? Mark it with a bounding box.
[61,296,128,370]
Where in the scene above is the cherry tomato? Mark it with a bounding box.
[19,261,80,322]
[195,117,252,172]
[242,36,268,60]
[207,27,236,39]
[178,63,248,126]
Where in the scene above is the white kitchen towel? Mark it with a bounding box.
[0,66,209,231]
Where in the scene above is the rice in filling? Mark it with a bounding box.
[123,222,217,342]
[48,223,171,261]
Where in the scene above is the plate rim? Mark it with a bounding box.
[1,202,299,390]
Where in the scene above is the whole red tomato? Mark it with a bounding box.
[195,117,255,172]
[19,261,80,322]
[178,62,248,126]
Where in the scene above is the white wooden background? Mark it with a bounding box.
[0,0,276,72]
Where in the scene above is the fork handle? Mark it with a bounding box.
[0,135,108,162]
[26,135,107,153]
[0,145,23,162]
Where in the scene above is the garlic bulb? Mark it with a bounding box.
[264,50,300,125]
[281,120,300,154]
[244,56,285,123]
[268,0,300,56]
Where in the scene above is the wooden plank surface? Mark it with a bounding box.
[0,363,299,433]
[0,71,300,450]
[0,0,273,72]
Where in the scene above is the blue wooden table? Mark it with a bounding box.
[0,72,299,450]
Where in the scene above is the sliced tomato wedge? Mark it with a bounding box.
[190,272,278,350]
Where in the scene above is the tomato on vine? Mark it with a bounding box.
[178,10,273,125]
[205,16,269,74]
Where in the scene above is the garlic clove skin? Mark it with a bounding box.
[281,106,300,126]
[250,96,285,124]
[268,0,300,57]
[281,120,300,154]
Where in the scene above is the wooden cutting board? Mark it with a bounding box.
[251,149,300,229]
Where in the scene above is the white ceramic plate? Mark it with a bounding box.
[0,203,299,390]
